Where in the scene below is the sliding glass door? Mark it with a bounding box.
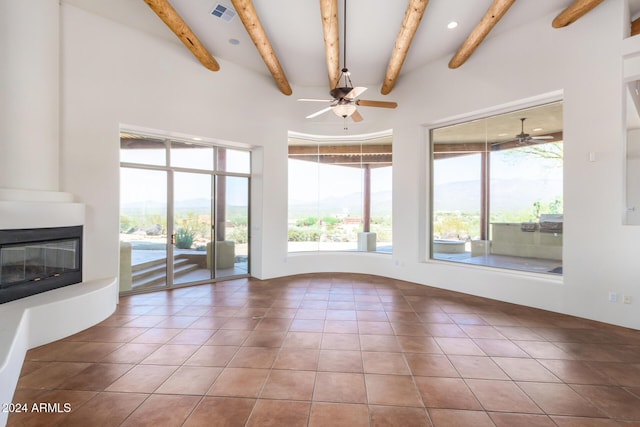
[214,175,250,278]
[172,171,214,286]
[120,167,169,291]
[119,134,250,293]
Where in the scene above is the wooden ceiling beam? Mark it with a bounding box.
[433,152,478,160]
[320,0,341,88]
[143,0,220,72]
[448,0,515,69]
[433,142,487,154]
[552,0,604,28]
[230,0,292,95]
[633,17,640,37]
[289,144,392,156]
[381,0,430,95]
[433,131,563,156]
[433,139,562,159]
[289,154,392,167]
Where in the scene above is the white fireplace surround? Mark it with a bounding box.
[0,189,117,427]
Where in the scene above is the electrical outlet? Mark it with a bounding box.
[623,295,632,304]
[608,292,618,303]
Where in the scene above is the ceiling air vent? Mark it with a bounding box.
[211,4,236,23]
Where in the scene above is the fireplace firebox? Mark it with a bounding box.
[0,226,82,304]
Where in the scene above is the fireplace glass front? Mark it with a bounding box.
[1,239,79,285]
[0,226,83,303]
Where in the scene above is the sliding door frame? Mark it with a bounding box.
[119,137,251,295]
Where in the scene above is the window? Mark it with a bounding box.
[288,133,392,253]
[430,101,563,274]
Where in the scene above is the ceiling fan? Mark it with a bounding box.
[299,69,397,122]
[298,0,398,123]
[514,117,554,144]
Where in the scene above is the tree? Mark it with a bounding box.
[513,141,563,163]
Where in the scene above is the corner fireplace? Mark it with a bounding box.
[0,226,82,304]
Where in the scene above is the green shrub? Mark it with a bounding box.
[228,225,248,244]
[296,217,318,227]
[119,215,135,233]
[288,228,320,242]
[175,227,195,249]
[322,216,341,226]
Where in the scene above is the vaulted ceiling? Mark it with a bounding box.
[64,0,640,97]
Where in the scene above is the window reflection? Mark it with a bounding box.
[288,135,392,253]
[431,101,563,275]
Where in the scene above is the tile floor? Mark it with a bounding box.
[8,273,640,426]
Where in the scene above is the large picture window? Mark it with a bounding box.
[288,133,392,253]
[431,101,563,274]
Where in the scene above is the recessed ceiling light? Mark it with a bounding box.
[447,21,458,29]
[533,127,543,131]
[498,133,508,137]
[192,137,202,141]
[229,38,240,46]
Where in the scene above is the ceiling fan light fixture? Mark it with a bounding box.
[333,103,357,118]
[299,0,397,122]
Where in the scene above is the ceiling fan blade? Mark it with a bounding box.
[298,98,333,102]
[351,109,364,122]
[306,106,333,119]
[345,87,367,99]
[356,99,398,109]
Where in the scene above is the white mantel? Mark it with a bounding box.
[0,189,84,229]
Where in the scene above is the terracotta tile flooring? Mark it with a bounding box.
[8,273,640,426]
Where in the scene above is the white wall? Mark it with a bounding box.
[60,4,288,281]
[389,1,640,329]
[0,0,60,191]
[60,2,640,329]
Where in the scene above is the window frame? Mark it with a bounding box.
[427,98,564,275]
[287,131,393,254]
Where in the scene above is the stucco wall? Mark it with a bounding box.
[59,2,640,329]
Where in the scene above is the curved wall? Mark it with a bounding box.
[0,0,60,191]
[60,2,640,330]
